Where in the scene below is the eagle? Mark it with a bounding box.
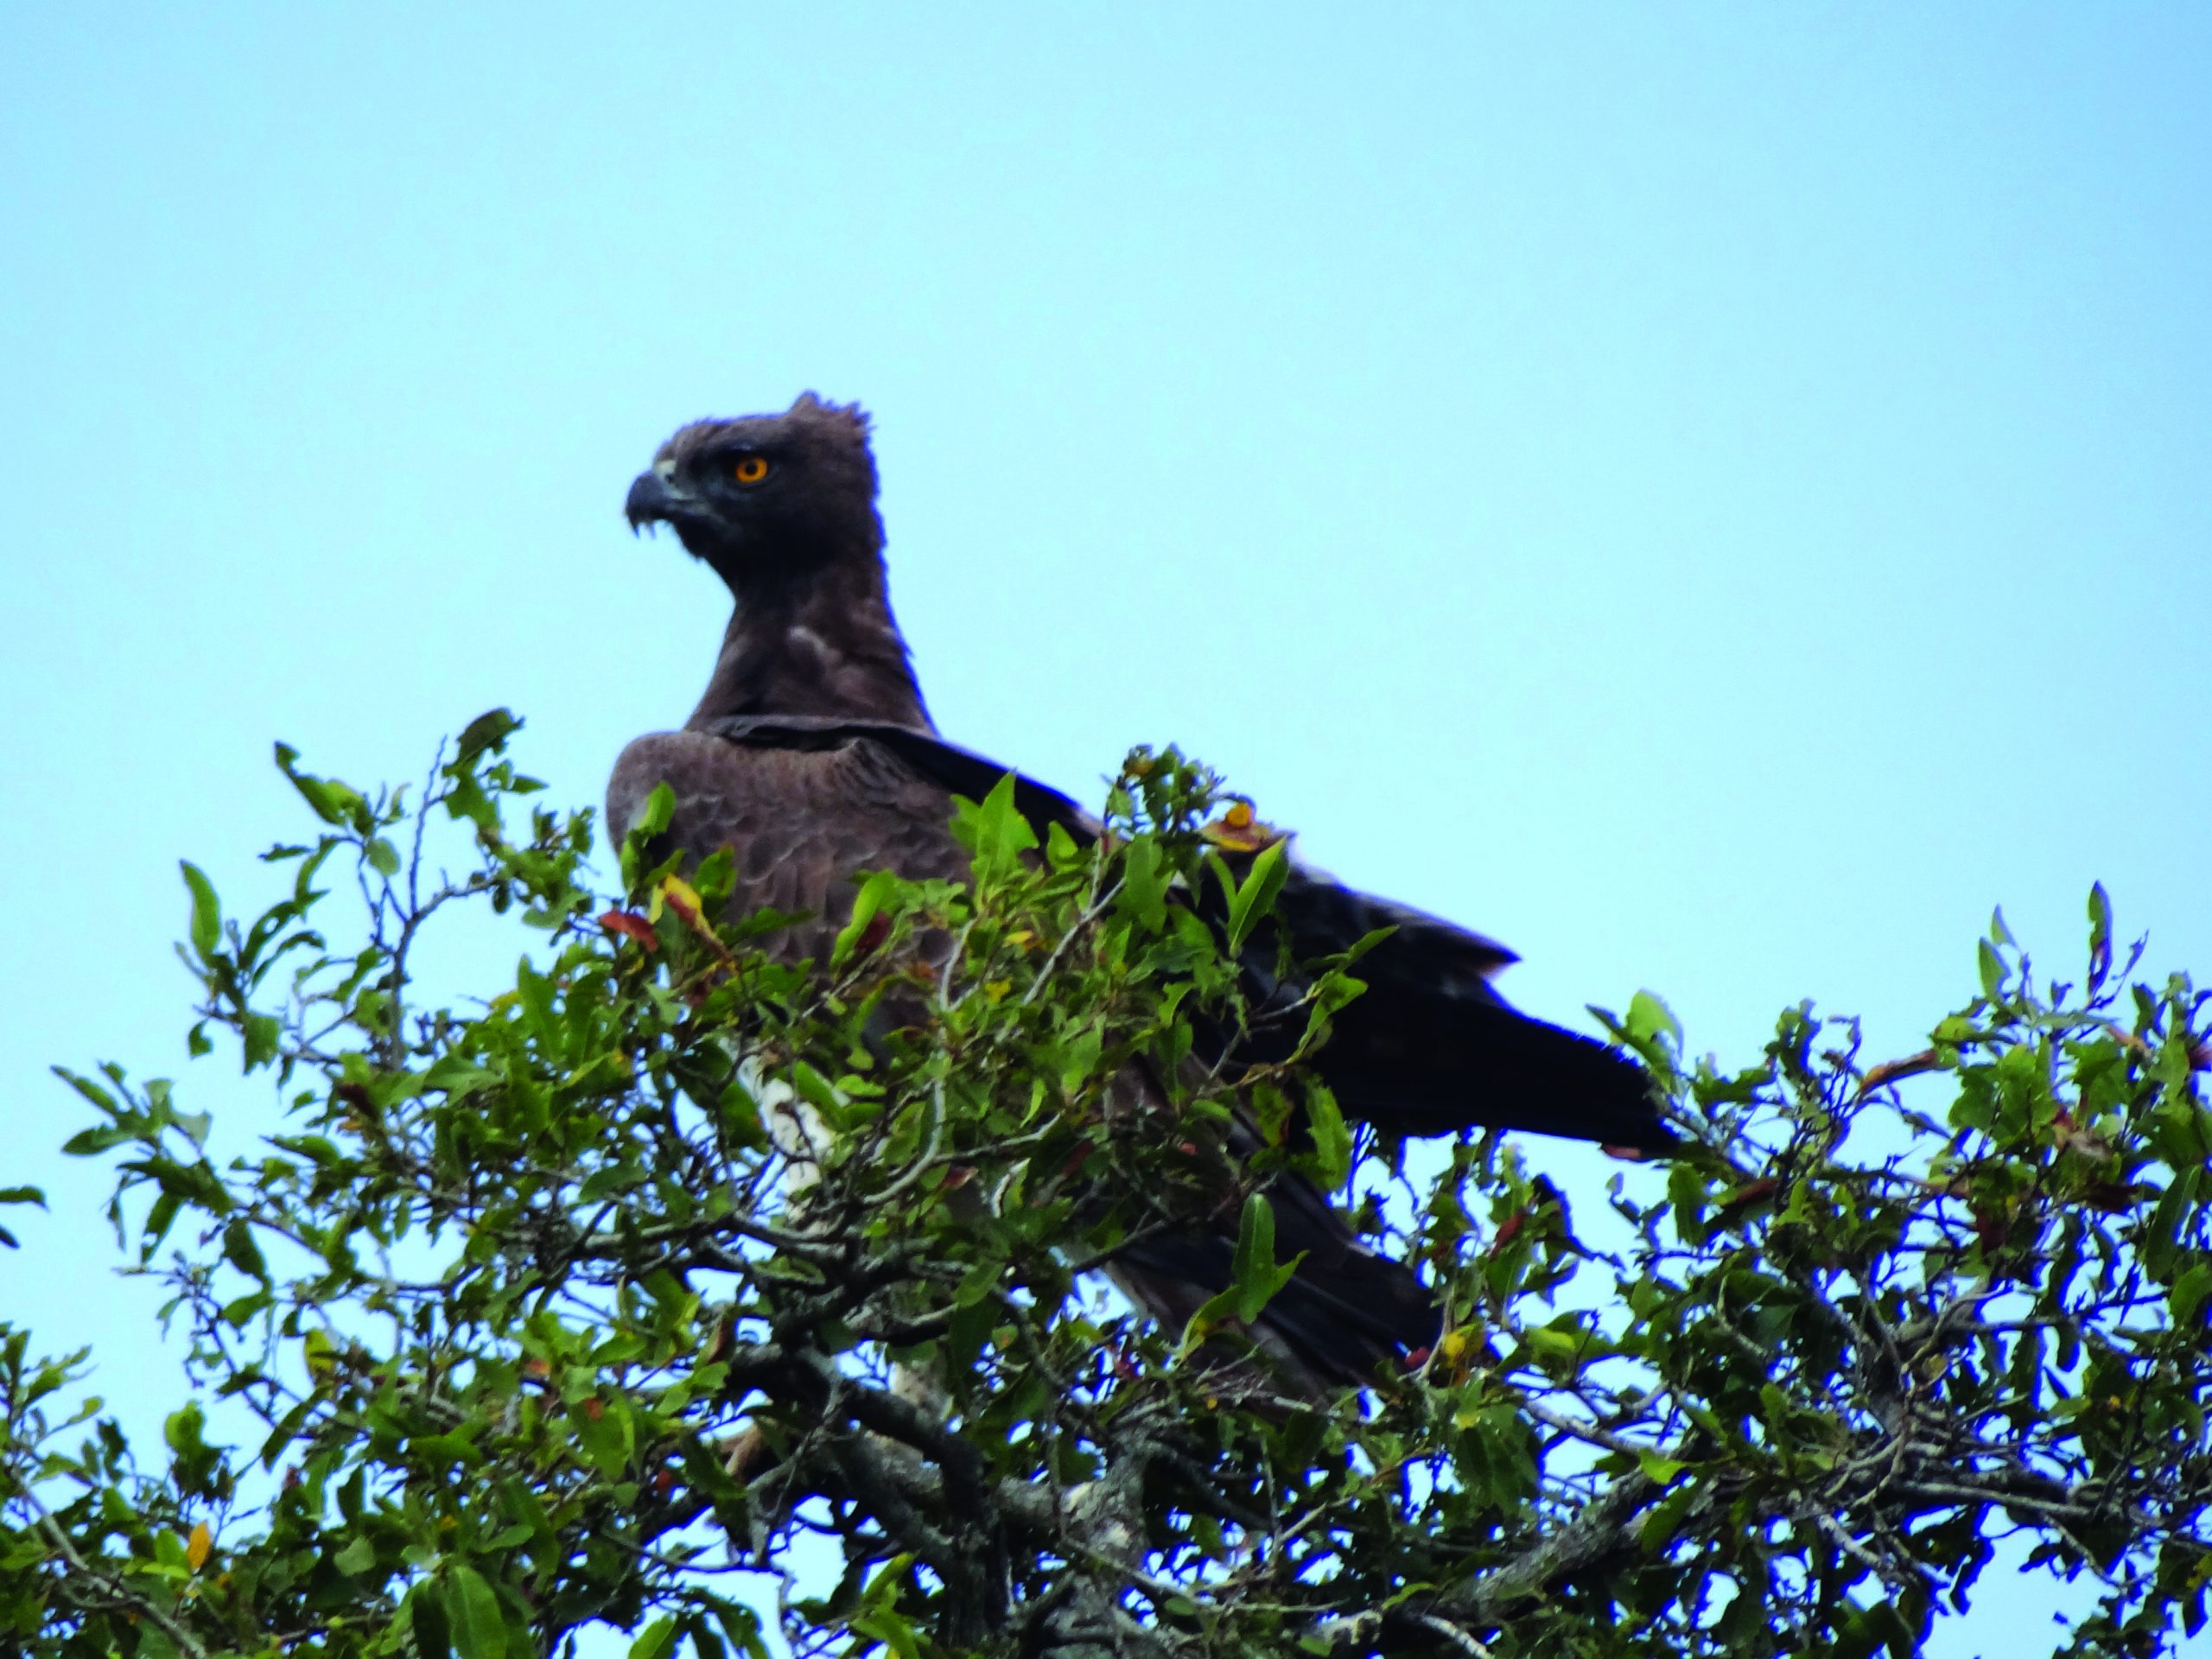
[610,392,1673,1398]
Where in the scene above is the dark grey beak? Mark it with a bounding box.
[625,470,687,532]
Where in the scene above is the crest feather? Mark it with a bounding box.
[787,391,871,445]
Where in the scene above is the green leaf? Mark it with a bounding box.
[791,1062,850,1133]
[706,1604,768,1659]
[1932,1014,1981,1047]
[1117,835,1167,930]
[334,1534,378,1576]
[628,1617,678,1659]
[51,1065,118,1114]
[1624,989,1681,1052]
[1978,938,2005,1000]
[1224,837,1291,954]
[444,1563,506,1659]
[2171,1261,2212,1329]
[1173,1193,1307,1336]
[1302,1082,1352,1191]
[832,868,900,968]
[181,861,221,960]
[849,1611,923,1659]
[715,1077,767,1150]
[1045,818,1084,870]
[953,773,1039,887]
[365,836,401,878]
[275,741,368,830]
[1231,1192,1276,1292]
[221,1219,266,1279]
[455,708,521,764]
[1638,1477,1699,1554]
[1522,1318,1602,1368]
[572,1395,635,1477]
[407,1583,454,1659]
[243,1012,282,1071]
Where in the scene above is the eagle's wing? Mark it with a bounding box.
[607,719,1435,1395]
[671,715,1672,1155]
[1252,877,1668,1149]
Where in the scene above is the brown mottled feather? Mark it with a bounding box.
[608,730,969,966]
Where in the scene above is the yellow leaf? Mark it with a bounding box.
[187,1522,212,1572]
[1200,800,1284,853]
[649,874,702,925]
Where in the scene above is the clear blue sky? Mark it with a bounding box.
[4,7,2209,1652]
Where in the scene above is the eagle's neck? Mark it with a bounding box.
[685,551,933,732]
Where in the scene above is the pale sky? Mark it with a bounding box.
[5,7,2209,1653]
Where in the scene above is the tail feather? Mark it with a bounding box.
[1110,1215,1435,1395]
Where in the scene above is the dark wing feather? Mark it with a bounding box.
[690,715,1672,1154]
[1250,879,1668,1147]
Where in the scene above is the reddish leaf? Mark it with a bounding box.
[1859,1049,1940,1094]
[851,912,894,957]
[598,910,658,950]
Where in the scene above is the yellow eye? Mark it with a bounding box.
[733,454,770,485]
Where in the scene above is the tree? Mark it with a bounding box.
[3,714,2209,1658]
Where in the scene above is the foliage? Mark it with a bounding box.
[3,714,2209,1658]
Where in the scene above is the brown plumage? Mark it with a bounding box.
[610,392,1672,1396]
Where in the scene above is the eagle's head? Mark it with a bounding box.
[624,392,880,587]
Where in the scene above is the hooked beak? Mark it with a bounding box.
[625,468,696,533]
